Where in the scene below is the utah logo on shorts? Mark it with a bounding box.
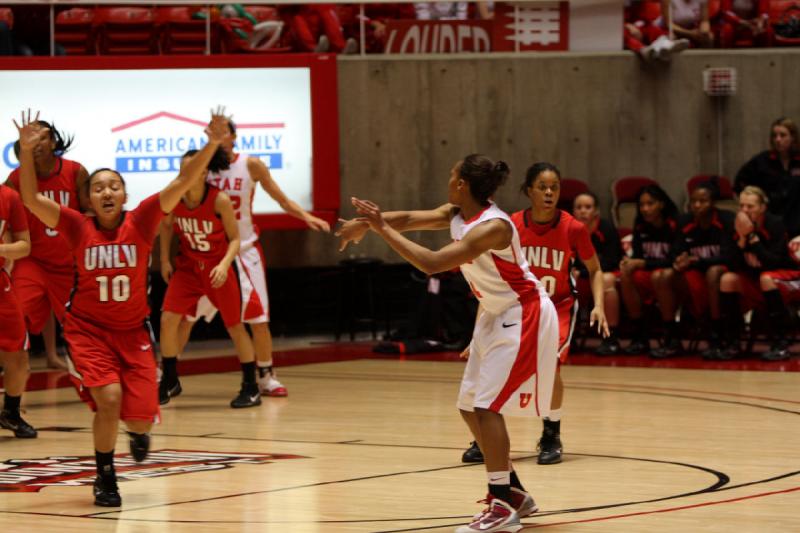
[519,393,533,408]
[0,450,306,493]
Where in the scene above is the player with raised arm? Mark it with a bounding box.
[15,107,230,507]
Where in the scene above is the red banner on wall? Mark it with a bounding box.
[384,20,493,53]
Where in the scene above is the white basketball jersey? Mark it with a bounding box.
[207,154,258,249]
[451,203,546,315]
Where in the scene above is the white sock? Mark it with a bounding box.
[546,408,562,422]
[487,471,510,486]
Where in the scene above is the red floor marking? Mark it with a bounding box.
[9,345,798,393]
[524,486,800,529]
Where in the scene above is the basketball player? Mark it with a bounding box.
[171,117,331,400]
[0,183,35,438]
[15,108,230,507]
[159,149,260,408]
[5,120,88,370]
[344,154,559,533]
[462,163,609,465]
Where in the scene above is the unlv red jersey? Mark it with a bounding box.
[7,157,82,271]
[512,209,595,303]
[0,185,28,270]
[172,186,228,262]
[56,194,164,330]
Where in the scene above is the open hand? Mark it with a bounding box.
[13,109,49,152]
[351,197,387,233]
[335,217,370,251]
[206,105,232,145]
[209,262,229,288]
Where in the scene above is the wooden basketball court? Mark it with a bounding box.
[1,344,798,532]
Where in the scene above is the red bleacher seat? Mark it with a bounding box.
[95,6,159,55]
[0,8,13,29]
[55,8,96,55]
[611,176,658,230]
[686,174,738,212]
[769,0,800,46]
[158,6,219,54]
[557,178,590,212]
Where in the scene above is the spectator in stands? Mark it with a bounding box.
[282,4,357,53]
[414,2,468,20]
[662,0,715,47]
[716,0,771,47]
[671,179,735,358]
[716,186,796,360]
[572,192,625,355]
[625,0,689,61]
[619,185,680,356]
[734,117,800,236]
[338,3,416,53]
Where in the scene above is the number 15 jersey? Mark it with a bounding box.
[56,194,164,330]
[512,209,595,304]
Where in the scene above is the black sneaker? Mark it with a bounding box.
[537,427,562,465]
[0,410,37,438]
[159,379,182,405]
[461,441,484,463]
[128,432,150,462]
[701,340,722,360]
[716,344,742,361]
[623,338,649,355]
[230,382,261,409]
[762,340,791,361]
[594,337,621,356]
[93,475,121,507]
[650,338,682,359]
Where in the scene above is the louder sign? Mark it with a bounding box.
[384,20,493,54]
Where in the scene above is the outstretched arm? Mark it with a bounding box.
[159,107,231,213]
[15,110,61,229]
[336,201,453,251]
[160,213,175,283]
[248,157,330,232]
[352,198,510,275]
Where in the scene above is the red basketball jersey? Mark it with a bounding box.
[56,193,164,330]
[7,157,82,271]
[172,186,228,262]
[0,185,28,270]
[512,209,595,303]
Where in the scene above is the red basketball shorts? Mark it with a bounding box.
[11,258,72,333]
[0,270,28,352]
[63,313,159,422]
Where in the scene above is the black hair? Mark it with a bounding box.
[634,184,678,227]
[693,177,720,202]
[574,190,599,209]
[459,154,509,205]
[206,146,231,173]
[35,120,74,155]
[227,119,236,135]
[85,167,126,195]
[182,149,200,158]
[519,162,561,194]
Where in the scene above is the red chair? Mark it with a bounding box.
[686,174,738,212]
[219,17,290,53]
[769,0,800,46]
[0,8,13,29]
[55,8,96,55]
[95,6,159,55]
[557,178,590,212]
[611,176,658,230]
[158,6,218,54]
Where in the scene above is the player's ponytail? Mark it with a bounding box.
[35,120,74,155]
[459,154,509,205]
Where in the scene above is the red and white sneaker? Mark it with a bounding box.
[510,487,538,518]
[457,498,521,533]
[258,373,288,397]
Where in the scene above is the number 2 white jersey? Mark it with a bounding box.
[206,154,259,249]
[451,203,547,316]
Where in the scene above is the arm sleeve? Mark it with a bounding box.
[631,228,644,260]
[8,190,28,232]
[131,193,166,243]
[54,205,85,250]
[571,221,597,262]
